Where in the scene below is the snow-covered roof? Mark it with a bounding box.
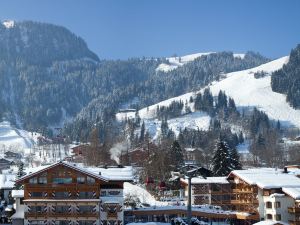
[229,168,300,189]
[12,190,24,198]
[252,221,288,225]
[181,176,228,185]
[18,161,133,183]
[282,187,300,200]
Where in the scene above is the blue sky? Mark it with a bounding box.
[0,0,300,59]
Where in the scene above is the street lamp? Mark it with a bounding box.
[178,165,208,225]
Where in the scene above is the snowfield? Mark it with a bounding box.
[0,121,39,152]
[156,52,245,72]
[156,52,215,72]
[117,55,300,153]
[208,56,295,126]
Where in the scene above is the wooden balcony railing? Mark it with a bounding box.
[25,212,98,218]
[289,220,300,225]
[288,207,300,214]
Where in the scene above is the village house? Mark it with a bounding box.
[14,161,133,225]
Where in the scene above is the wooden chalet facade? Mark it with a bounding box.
[16,161,132,225]
[181,177,232,210]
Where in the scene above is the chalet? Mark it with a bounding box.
[15,161,133,225]
[228,168,300,224]
[181,176,231,210]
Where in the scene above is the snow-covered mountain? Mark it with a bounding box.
[156,52,246,72]
[117,55,295,139]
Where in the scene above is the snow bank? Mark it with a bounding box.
[124,182,168,206]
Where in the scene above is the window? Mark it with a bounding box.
[29,177,38,184]
[87,176,95,184]
[55,206,69,213]
[78,192,94,199]
[55,221,68,225]
[275,202,281,208]
[275,214,281,221]
[31,192,44,197]
[53,177,72,184]
[266,214,272,220]
[55,192,69,199]
[266,202,272,209]
[38,176,47,184]
[30,221,45,225]
[31,206,44,213]
[78,221,94,225]
[78,206,94,213]
[77,176,85,184]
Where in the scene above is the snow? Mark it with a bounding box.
[208,56,299,127]
[233,53,245,59]
[11,205,24,219]
[0,174,15,189]
[2,20,15,28]
[134,56,300,141]
[124,182,168,206]
[230,168,300,189]
[181,177,228,185]
[156,53,215,72]
[142,112,211,139]
[253,221,288,225]
[0,121,39,152]
[127,223,170,225]
[282,187,300,200]
[11,190,24,198]
[19,161,133,182]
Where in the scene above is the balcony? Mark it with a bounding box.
[288,207,300,214]
[289,220,300,225]
[25,212,98,218]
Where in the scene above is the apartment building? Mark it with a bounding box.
[181,177,231,209]
[228,168,300,224]
[15,161,133,225]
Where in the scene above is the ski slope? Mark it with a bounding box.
[156,52,214,72]
[207,56,295,126]
[117,55,298,144]
[0,121,39,152]
[156,52,245,72]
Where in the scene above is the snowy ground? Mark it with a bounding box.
[0,121,39,153]
[124,182,168,206]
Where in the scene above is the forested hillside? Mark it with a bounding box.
[0,20,269,139]
[271,44,300,108]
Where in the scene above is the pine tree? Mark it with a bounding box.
[212,139,232,176]
[229,147,242,170]
[140,121,145,142]
[14,162,25,190]
[169,140,184,170]
[238,131,244,144]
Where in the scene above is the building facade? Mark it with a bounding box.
[16,161,132,225]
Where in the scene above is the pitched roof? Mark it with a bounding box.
[229,168,300,189]
[16,161,133,184]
